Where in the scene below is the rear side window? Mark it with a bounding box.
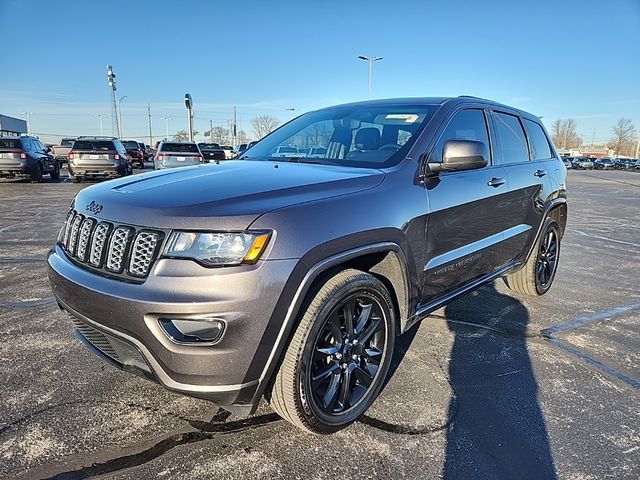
[0,139,22,149]
[431,109,490,164]
[493,112,529,164]
[523,119,552,160]
[73,140,116,151]
[160,143,199,153]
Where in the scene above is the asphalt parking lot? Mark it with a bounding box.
[0,167,638,479]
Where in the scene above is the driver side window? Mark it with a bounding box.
[432,109,490,164]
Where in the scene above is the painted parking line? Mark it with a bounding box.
[542,302,640,389]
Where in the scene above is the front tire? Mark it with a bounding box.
[268,269,396,434]
[505,219,561,296]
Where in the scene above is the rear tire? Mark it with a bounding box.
[30,163,43,183]
[505,218,560,296]
[50,161,60,180]
[268,269,396,434]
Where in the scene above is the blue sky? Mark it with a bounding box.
[1,0,638,144]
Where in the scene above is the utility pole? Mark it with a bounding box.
[95,114,106,135]
[358,55,383,99]
[106,65,120,137]
[147,103,153,147]
[233,106,237,147]
[22,112,33,135]
[118,96,127,138]
[635,132,640,158]
[209,119,213,143]
[591,128,595,146]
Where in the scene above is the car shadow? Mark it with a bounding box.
[442,283,557,479]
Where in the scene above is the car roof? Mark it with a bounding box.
[315,96,541,120]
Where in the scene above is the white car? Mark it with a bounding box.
[270,146,300,158]
[220,145,235,159]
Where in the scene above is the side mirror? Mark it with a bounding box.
[428,140,488,174]
[45,147,52,153]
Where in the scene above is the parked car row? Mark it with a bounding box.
[562,156,640,171]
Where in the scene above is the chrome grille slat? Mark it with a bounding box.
[89,223,110,267]
[128,232,160,277]
[106,227,132,272]
[58,210,162,281]
[67,214,83,255]
[76,218,95,261]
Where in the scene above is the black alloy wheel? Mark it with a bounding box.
[536,226,558,291]
[308,294,386,416]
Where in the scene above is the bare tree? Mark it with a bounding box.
[173,130,198,141]
[207,126,228,144]
[237,130,250,144]
[251,115,280,139]
[551,119,581,148]
[608,118,636,156]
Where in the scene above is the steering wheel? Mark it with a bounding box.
[379,143,401,151]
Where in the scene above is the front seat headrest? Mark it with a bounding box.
[354,128,381,150]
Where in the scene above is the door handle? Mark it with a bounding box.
[534,169,547,177]
[487,177,506,187]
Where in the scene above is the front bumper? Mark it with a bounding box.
[48,244,297,409]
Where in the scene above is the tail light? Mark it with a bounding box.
[19,151,28,159]
[68,150,74,159]
[197,155,204,163]
[114,154,121,160]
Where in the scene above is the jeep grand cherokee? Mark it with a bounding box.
[48,96,567,434]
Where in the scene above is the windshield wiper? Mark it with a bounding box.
[269,157,341,166]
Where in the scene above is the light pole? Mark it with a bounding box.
[22,112,33,135]
[95,114,106,135]
[184,93,194,141]
[357,55,383,99]
[118,96,127,138]
[106,64,120,137]
[162,117,172,139]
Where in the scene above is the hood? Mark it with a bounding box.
[72,160,385,230]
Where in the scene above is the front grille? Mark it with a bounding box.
[59,210,164,281]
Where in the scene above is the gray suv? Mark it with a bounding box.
[48,97,567,434]
[68,136,132,182]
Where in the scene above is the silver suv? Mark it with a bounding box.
[48,96,567,434]
[153,141,203,169]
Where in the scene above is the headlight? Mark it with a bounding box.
[163,231,270,266]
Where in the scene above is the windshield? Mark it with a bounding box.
[161,142,199,153]
[73,140,115,151]
[0,139,22,149]
[241,103,438,168]
[60,139,74,147]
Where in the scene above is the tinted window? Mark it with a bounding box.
[122,141,140,148]
[73,140,116,151]
[432,109,490,164]
[523,119,552,160]
[60,139,74,147]
[494,112,529,164]
[160,143,199,153]
[0,139,22,149]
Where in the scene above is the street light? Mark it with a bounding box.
[162,117,172,139]
[95,114,106,135]
[357,55,383,99]
[118,96,127,138]
[22,112,33,135]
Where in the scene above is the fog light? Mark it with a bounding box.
[159,317,225,345]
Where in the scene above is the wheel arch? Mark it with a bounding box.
[249,241,412,409]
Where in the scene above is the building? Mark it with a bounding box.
[0,114,27,136]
